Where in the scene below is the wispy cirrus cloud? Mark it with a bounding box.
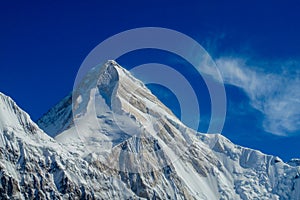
[215,57,300,136]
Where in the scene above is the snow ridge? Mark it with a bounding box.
[0,92,39,134]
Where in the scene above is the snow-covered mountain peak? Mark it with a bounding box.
[1,59,300,198]
[39,60,178,137]
[96,60,176,125]
[0,92,39,135]
[87,60,174,115]
[50,60,194,173]
[33,61,300,199]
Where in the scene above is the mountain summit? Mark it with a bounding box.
[1,61,300,199]
[40,60,195,173]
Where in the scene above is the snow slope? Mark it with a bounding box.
[1,60,299,199]
[0,92,139,199]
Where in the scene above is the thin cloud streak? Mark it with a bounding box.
[215,57,300,136]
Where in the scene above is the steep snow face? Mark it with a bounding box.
[0,92,142,199]
[35,61,300,199]
[0,93,39,135]
[53,61,195,174]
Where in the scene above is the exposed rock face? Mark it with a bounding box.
[0,61,298,199]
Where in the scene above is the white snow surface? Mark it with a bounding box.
[0,60,299,199]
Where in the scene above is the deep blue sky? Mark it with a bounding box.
[1,1,299,161]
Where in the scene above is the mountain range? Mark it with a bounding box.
[0,60,299,199]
